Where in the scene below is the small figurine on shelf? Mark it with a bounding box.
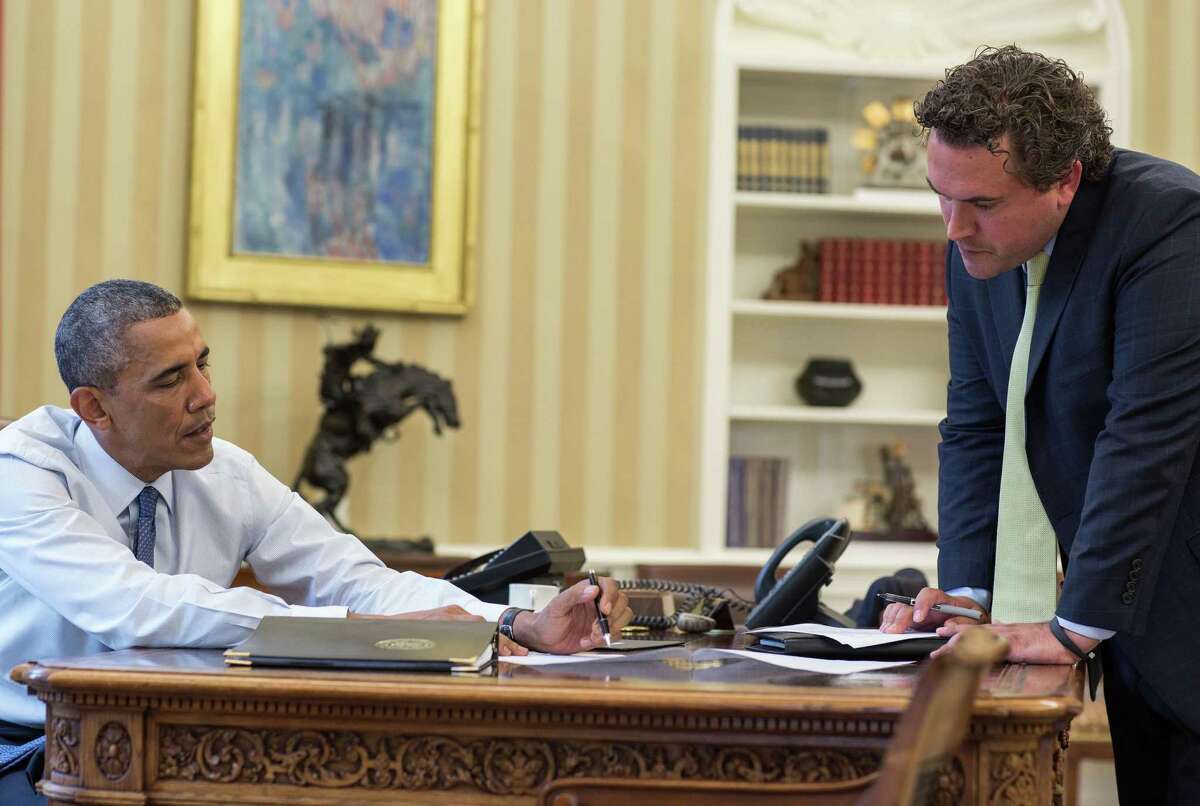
[841,441,936,541]
[852,98,927,190]
[763,240,820,301]
[879,441,934,538]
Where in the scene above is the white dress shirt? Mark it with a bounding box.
[0,406,506,726]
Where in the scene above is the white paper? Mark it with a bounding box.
[499,652,615,666]
[500,648,684,666]
[694,648,913,674]
[747,622,939,648]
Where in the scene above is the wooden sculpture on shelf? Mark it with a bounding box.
[880,441,934,538]
[763,240,820,300]
[292,325,459,538]
[843,441,936,540]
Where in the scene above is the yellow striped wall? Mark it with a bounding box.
[1,0,1196,552]
[0,0,711,551]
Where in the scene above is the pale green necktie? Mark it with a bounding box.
[991,252,1058,623]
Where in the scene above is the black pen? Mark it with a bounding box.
[877,592,983,620]
[587,569,612,647]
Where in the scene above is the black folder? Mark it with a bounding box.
[224,616,496,673]
[749,632,948,661]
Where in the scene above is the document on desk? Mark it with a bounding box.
[502,646,687,666]
[747,623,941,648]
[694,648,913,674]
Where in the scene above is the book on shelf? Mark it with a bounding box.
[808,237,946,306]
[726,456,789,548]
[736,125,829,194]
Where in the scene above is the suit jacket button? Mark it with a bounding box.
[1122,592,1135,605]
[1131,558,1144,571]
[1125,581,1137,593]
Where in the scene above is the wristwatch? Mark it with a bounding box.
[498,607,530,643]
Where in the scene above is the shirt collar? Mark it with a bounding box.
[1022,235,1059,272]
[74,424,174,517]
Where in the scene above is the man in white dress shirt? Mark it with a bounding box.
[0,279,631,805]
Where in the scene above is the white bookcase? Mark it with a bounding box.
[697,0,1131,604]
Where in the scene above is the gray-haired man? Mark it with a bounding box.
[0,280,630,805]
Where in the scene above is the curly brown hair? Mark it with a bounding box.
[914,45,1113,190]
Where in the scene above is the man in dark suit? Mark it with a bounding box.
[878,46,1200,801]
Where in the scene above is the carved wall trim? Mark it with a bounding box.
[734,0,1109,61]
[38,693,896,737]
[157,725,882,795]
[95,722,132,782]
[48,716,80,779]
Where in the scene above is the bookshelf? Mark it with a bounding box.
[699,0,1132,595]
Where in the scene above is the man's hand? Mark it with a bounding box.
[878,586,990,633]
[932,620,1100,663]
[510,577,632,654]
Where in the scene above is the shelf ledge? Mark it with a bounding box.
[730,404,944,427]
[733,300,947,322]
[736,190,942,217]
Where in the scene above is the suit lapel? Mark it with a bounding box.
[1026,178,1107,388]
[988,268,1024,371]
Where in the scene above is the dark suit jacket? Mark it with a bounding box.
[937,149,1200,731]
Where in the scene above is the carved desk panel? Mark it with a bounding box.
[11,641,1081,805]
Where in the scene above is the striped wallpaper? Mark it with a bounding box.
[0,0,711,552]
[1,0,1197,554]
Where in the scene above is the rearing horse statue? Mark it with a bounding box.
[292,325,460,535]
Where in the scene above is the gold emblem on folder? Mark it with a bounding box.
[375,638,437,652]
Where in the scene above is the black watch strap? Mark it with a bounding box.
[498,607,530,643]
[1049,617,1102,701]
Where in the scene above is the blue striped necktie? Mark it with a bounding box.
[134,486,159,568]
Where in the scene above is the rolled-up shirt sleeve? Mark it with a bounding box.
[241,456,507,621]
[0,456,341,650]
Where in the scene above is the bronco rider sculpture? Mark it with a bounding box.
[293,325,460,535]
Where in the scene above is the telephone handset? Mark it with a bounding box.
[745,517,854,630]
[616,517,853,634]
[444,530,586,605]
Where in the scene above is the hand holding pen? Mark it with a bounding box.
[877,589,987,634]
[587,569,613,647]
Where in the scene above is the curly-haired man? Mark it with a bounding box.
[879,45,1200,799]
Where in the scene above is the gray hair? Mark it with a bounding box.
[55,279,183,391]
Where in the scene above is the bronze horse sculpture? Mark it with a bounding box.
[292,325,460,535]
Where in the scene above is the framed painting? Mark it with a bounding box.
[188,0,482,315]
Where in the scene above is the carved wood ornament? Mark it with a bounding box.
[94,722,132,782]
[48,716,80,778]
[158,725,882,795]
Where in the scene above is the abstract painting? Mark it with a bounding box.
[234,1,436,264]
[188,0,480,314]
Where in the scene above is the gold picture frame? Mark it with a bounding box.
[187,0,482,315]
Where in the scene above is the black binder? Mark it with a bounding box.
[224,616,496,673]
[749,632,948,661]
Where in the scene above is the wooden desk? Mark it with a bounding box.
[12,639,1082,805]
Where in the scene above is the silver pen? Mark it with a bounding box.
[877,592,983,621]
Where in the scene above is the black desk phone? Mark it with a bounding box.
[744,517,853,629]
[620,517,855,632]
[444,531,586,605]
